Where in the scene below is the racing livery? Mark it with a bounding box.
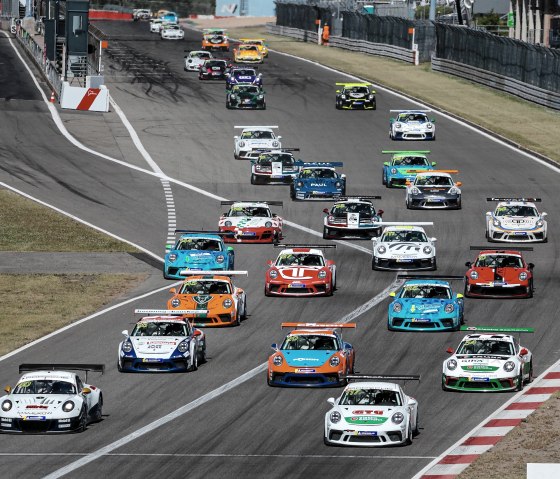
[226,84,266,110]
[335,82,376,110]
[202,29,229,51]
[268,323,355,387]
[290,162,346,201]
[0,364,104,434]
[118,310,206,373]
[234,126,281,160]
[233,44,264,64]
[184,50,212,71]
[250,149,300,185]
[324,374,420,446]
[238,38,269,57]
[265,244,336,297]
[388,275,464,331]
[442,326,534,392]
[168,272,248,327]
[198,59,229,80]
[382,150,435,188]
[219,201,283,243]
[322,196,383,239]
[485,198,548,243]
[389,110,436,140]
[226,67,262,90]
[405,171,462,209]
[464,246,534,298]
[161,24,184,40]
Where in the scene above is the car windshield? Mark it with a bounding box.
[400,284,451,299]
[276,253,324,266]
[193,52,211,59]
[393,156,429,166]
[332,202,373,217]
[205,34,225,41]
[235,85,260,94]
[228,206,270,217]
[345,86,369,94]
[281,334,338,350]
[14,380,76,395]
[457,339,515,356]
[258,154,295,166]
[339,388,402,406]
[241,130,274,139]
[381,230,427,242]
[398,113,428,122]
[132,321,188,337]
[206,60,225,68]
[299,168,336,179]
[179,279,231,295]
[495,205,538,217]
[415,176,452,186]
[474,254,523,268]
[240,45,259,51]
[233,69,256,77]
[175,238,222,251]
[245,40,263,45]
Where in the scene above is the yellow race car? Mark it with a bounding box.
[233,44,264,64]
[239,38,269,57]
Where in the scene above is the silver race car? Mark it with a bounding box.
[485,198,548,242]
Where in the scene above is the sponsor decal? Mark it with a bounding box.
[292,357,320,362]
[461,365,499,372]
[295,368,316,373]
[193,295,212,306]
[345,416,388,425]
[22,416,47,421]
[388,243,421,252]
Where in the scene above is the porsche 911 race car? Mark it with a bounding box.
[133,8,151,21]
[268,323,355,387]
[202,29,229,51]
[464,246,534,298]
[250,149,300,185]
[118,310,206,373]
[160,12,178,23]
[485,198,548,243]
[324,374,420,446]
[442,326,534,392]
[389,110,436,140]
[290,162,346,201]
[164,231,235,280]
[372,225,436,271]
[184,50,212,71]
[167,271,247,327]
[219,201,283,243]
[388,275,464,331]
[161,24,184,40]
[198,59,229,80]
[226,84,266,110]
[405,171,462,209]
[0,364,104,433]
[238,38,269,57]
[226,67,262,90]
[265,244,336,296]
[234,126,282,160]
[382,150,435,188]
[335,82,376,110]
[323,196,383,239]
[150,19,165,33]
[233,44,264,64]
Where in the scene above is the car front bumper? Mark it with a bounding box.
[325,425,406,446]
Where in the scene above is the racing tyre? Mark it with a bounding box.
[515,371,524,391]
[528,279,534,298]
[77,406,87,432]
[431,258,437,271]
[382,173,386,186]
[335,102,341,110]
[241,299,248,320]
[226,102,232,110]
[323,227,333,240]
[405,197,411,209]
[190,350,199,372]
[117,359,123,373]
[413,412,419,436]
[404,422,413,446]
[441,376,449,392]
[290,186,296,200]
[92,395,103,422]
[456,198,462,210]
[198,343,207,364]
[525,361,533,384]
[250,174,259,185]
[234,310,241,327]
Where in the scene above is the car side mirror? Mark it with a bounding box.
[267,260,273,266]
[82,387,92,395]
[227,246,234,252]
[343,342,351,350]
[485,211,492,216]
[383,162,389,166]
[431,119,436,123]
[4,386,11,394]
[193,329,202,337]
[323,208,329,214]
[431,162,436,166]
[465,262,472,267]
[430,237,437,242]
[272,213,277,217]
[389,292,396,297]
[327,397,336,406]
[169,287,177,294]
[258,73,262,77]
[277,136,282,140]
[326,260,334,266]
[456,293,463,299]
[456,181,462,187]
[520,348,528,356]
[377,209,384,217]
[341,174,346,179]
[271,343,278,350]
[336,90,341,93]
[446,347,454,354]
[542,212,548,217]
[122,330,129,337]
[528,263,534,269]
[234,136,239,140]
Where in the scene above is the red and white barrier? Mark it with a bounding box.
[60,82,110,112]
[89,10,133,21]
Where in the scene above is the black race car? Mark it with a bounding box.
[199,59,229,80]
[335,82,376,110]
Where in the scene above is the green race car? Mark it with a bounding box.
[382,150,435,188]
[226,83,266,110]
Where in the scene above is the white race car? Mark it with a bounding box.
[442,326,534,392]
[390,109,436,141]
[184,50,212,71]
[485,197,548,243]
[150,19,164,33]
[0,364,104,433]
[323,196,383,239]
[118,310,206,372]
[324,375,420,447]
[218,201,283,243]
[234,125,282,160]
[372,225,436,271]
[161,24,184,40]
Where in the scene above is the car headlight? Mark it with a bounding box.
[449,187,460,195]
[1,400,12,412]
[265,221,272,228]
[519,272,528,281]
[504,361,515,372]
[411,187,420,195]
[272,141,280,147]
[330,356,340,367]
[257,94,264,99]
[122,341,133,353]
[426,123,433,129]
[327,215,335,223]
[168,253,177,262]
[493,219,500,227]
[178,340,189,353]
[230,94,237,99]
[391,412,404,424]
[447,359,457,370]
[376,246,386,254]
[444,304,454,313]
[222,298,233,308]
[62,401,75,413]
[225,220,232,227]
[297,181,303,188]
[423,246,432,254]
[470,271,479,280]
[269,269,278,279]
[239,141,245,147]
[341,94,346,99]
[392,302,402,313]
[318,270,327,279]
[335,181,342,188]
[216,255,225,263]
[330,411,341,423]
[171,298,181,308]
[368,94,374,99]
[273,355,283,366]
[536,219,544,227]
[390,168,397,174]
[395,123,402,129]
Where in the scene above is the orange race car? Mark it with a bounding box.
[168,271,247,327]
[202,28,229,51]
[267,323,356,387]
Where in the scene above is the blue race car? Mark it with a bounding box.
[388,276,464,332]
[290,162,346,201]
[226,67,262,91]
[164,230,234,280]
[382,150,436,188]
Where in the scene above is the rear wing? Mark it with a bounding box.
[382,150,430,155]
[19,364,105,383]
[390,109,432,113]
[134,309,203,316]
[470,246,533,251]
[281,322,355,329]
[295,161,343,168]
[411,169,458,174]
[178,270,248,276]
[252,148,300,152]
[461,326,534,333]
[342,374,420,382]
[487,197,541,202]
[337,196,381,201]
[220,201,283,207]
[174,230,235,237]
[397,275,464,281]
[274,243,336,249]
[234,125,278,129]
[336,82,372,87]
[377,222,434,226]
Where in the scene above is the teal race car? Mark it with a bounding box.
[382,150,435,188]
[226,83,266,110]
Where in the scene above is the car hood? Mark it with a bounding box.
[391,166,430,175]
[131,337,185,355]
[471,267,523,282]
[397,298,450,315]
[171,294,231,312]
[221,217,274,228]
[6,394,82,416]
[454,355,510,372]
[232,75,257,83]
[495,216,539,229]
[276,266,323,281]
[300,179,339,189]
[416,186,452,194]
[339,406,400,425]
[283,350,334,367]
[378,242,430,258]
[242,139,277,147]
[168,251,224,267]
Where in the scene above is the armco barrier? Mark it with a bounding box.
[89,10,133,21]
[432,56,560,111]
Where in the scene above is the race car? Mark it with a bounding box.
[372,225,437,271]
[226,84,266,110]
[265,244,336,297]
[324,374,420,446]
[161,24,184,40]
[234,126,281,160]
[238,38,269,57]
[268,323,355,387]
[389,110,436,140]
[167,271,247,327]
[198,59,229,80]
[202,29,229,51]
[150,19,164,33]
[118,310,206,373]
[161,12,178,23]
[163,231,235,280]
[250,149,300,185]
[388,275,464,331]
[290,162,346,201]
[322,196,383,239]
[218,201,283,243]
[335,82,376,110]
[405,170,462,209]
[226,67,262,90]
[464,246,534,298]
[485,198,548,243]
[382,150,435,188]
[442,326,534,392]
[133,8,151,21]
[233,44,264,64]
[0,364,104,433]
[184,50,212,71]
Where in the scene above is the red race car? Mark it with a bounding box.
[464,246,534,298]
[265,244,336,297]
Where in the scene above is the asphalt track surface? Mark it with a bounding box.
[0,23,559,479]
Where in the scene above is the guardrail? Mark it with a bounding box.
[432,56,560,111]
